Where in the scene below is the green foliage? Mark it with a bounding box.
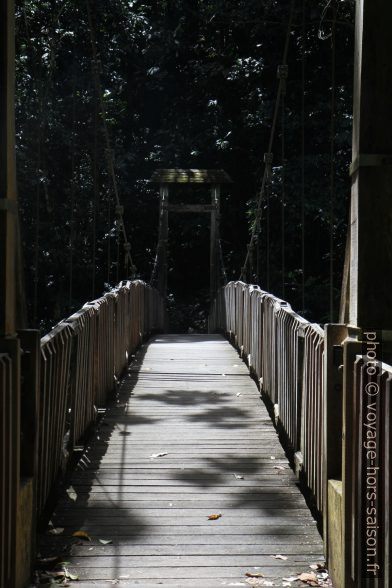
[15,0,354,331]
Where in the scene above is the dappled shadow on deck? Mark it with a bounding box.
[38,334,324,586]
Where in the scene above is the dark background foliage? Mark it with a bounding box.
[15,0,354,333]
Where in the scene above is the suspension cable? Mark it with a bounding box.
[278,64,288,298]
[218,238,227,284]
[329,1,336,321]
[91,82,98,298]
[240,0,295,281]
[86,0,136,278]
[301,0,306,313]
[68,77,76,309]
[265,160,271,291]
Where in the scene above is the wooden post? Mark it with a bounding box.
[0,4,38,586]
[0,0,17,337]
[341,336,362,588]
[157,184,169,298]
[348,0,392,331]
[210,184,220,301]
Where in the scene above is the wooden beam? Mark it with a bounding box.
[348,0,392,330]
[168,204,217,213]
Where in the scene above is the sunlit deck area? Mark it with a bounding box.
[39,335,324,587]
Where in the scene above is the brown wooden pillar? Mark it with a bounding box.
[347,0,392,331]
[210,184,220,301]
[1,3,38,586]
[157,184,169,298]
[0,0,18,336]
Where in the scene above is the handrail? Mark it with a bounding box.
[37,280,165,517]
[210,281,392,588]
[210,281,325,511]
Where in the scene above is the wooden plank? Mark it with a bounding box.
[40,543,324,556]
[38,334,323,584]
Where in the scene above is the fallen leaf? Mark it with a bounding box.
[47,527,64,536]
[72,530,91,541]
[236,392,242,396]
[149,452,168,458]
[271,554,287,560]
[309,563,327,572]
[245,572,264,578]
[43,570,66,578]
[99,539,113,545]
[207,513,222,520]
[64,570,79,581]
[234,474,244,480]
[245,579,265,587]
[297,572,319,586]
[66,486,77,501]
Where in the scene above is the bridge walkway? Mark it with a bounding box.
[39,334,324,587]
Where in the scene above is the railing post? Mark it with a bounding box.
[322,325,361,588]
[294,325,305,475]
[341,333,362,588]
[323,325,348,541]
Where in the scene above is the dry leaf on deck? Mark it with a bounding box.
[47,527,64,536]
[234,473,244,480]
[245,579,265,587]
[64,570,79,581]
[245,571,264,578]
[271,554,288,560]
[99,539,113,545]
[297,571,320,586]
[309,563,327,572]
[207,513,222,520]
[149,452,168,458]
[72,530,91,541]
[66,486,77,501]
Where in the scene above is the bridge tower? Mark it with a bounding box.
[341,0,392,333]
[150,168,232,302]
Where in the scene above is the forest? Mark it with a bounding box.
[15,0,355,333]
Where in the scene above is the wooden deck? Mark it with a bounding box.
[39,334,325,587]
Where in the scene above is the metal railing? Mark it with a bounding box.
[37,280,164,517]
[210,281,325,511]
